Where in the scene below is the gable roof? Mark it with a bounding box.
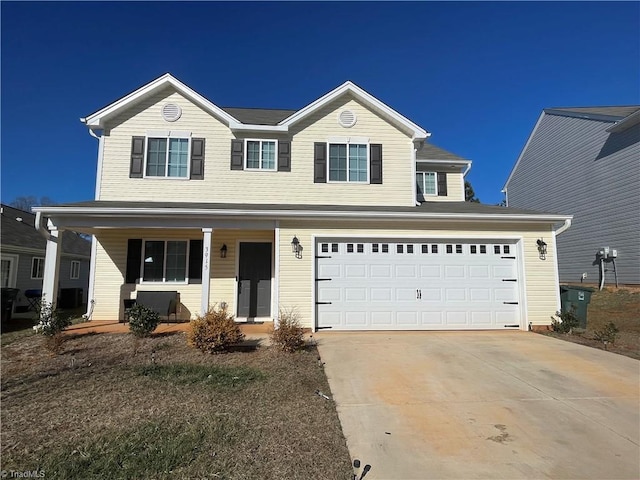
[1,204,91,256]
[416,142,469,162]
[545,106,640,120]
[220,107,296,126]
[81,74,429,139]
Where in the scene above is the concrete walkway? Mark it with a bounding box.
[317,331,640,480]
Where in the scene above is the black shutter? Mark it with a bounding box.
[190,138,205,180]
[370,144,383,184]
[314,142,327,183]
[278,140,291,172]
[437,172,448,196]
[230,139,244,170]
[130,137,145,178]
[125,239,142,284]
[188,239,203,284]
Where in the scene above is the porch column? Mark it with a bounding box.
[201,228,212,315]
[42,226,62,310]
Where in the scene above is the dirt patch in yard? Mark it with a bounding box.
[539,286,640,360]
[1,332,352,479]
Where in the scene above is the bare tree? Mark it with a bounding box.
[9,196,56,211]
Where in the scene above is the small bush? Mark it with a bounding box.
[128,304,160,337]
[551,307,579,334]
[271,307,305,353]
[594,322,619,347]
[33,302,73,354]
[188,304,244,354]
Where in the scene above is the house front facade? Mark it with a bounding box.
[34,74,571,331]
[504,106,640,286]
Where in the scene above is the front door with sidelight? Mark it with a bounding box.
[237,242,272,319]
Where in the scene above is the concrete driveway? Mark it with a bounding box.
[316,331,639,479]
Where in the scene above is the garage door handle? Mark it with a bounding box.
[416,289,422,299]
[501,256,516,259]
[503,301,519,305]
[502,279,517,282]
[316,301,332,305]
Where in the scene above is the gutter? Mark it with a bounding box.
[554,218,572,236]
[33,205,572,224]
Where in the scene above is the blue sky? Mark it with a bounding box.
[1,1,638,206]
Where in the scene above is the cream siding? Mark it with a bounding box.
[278,220,559,329]
[91,228,273,321]
[99,90,417,207]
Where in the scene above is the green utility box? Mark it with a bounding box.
[559,285,595,329]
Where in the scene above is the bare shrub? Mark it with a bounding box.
[271,307,305,353]
[187,304,244,354]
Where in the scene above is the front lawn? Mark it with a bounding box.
[1,331,352,479]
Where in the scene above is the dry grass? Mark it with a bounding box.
[1,331,352,479]
[541,286,640,359]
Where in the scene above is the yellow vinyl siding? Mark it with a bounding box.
[100,90,416,206]
[91,228,273,321]
[278,220,559,329]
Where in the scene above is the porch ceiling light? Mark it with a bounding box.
[220,244,227,258]
[536,239,547,260]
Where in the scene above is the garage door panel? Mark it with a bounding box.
[345,264,367,278]
[316,240,521,331]
[446,288,467,301]
[371,287,392,301]
[345,312,367,326]
[397,311,419,325]
[371,311,393,325]
[345,287,367,301]
[446,311,468,325]
[445,265,466,279]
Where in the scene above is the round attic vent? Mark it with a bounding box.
[338,109,357,128]
[162,103,182,122]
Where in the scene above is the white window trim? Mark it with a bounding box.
[143,132,192,179]
[1,254,19,288]
[31,256,45,280]
[326,141,370,184]
[416,171,437,197]
[140,239,190,284]
[70,260,81,280]
[244,139,278,171]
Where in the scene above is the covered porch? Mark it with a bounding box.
[32,202,289,325]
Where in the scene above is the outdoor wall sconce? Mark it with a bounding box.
[536,239,547,260]
[220,244,227,258]
[291,236,302,259]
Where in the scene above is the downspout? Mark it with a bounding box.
[83,125,102,321]
[35,211,51,241]
[551,218,572,317]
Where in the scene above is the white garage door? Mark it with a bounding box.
[316,239,521,331]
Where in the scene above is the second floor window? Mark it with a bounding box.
[146,137,189,178]
[31,257,45,279]
[329,143,368,182]
[416,171,437,196]
[70,260,81,279]
[246,140,276,170]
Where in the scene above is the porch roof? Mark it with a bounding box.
[33,200,571,231]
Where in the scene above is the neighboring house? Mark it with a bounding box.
[33,74,571,331]
[1,204,91,310]
[504,106,640,286]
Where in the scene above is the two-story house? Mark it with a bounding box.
[33,74,571,331]
[504,106,640,286]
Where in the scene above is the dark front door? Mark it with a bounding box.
[237,242,272,319]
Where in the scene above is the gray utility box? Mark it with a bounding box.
[559,285,595,329]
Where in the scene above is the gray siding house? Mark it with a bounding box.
[1,204,91,311]
[504,106,640,285]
